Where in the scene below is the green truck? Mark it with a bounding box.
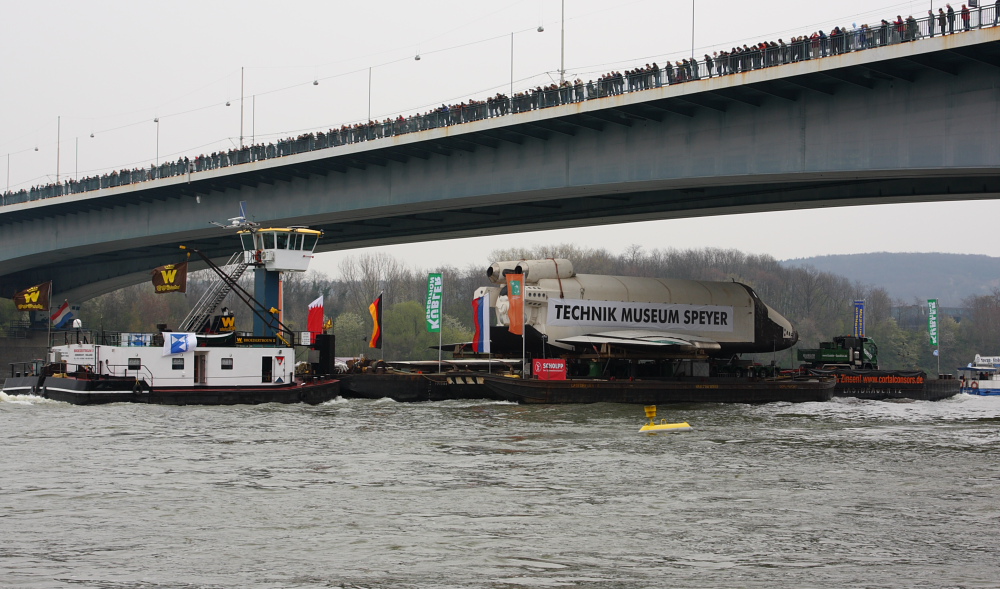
[796,336,879,370]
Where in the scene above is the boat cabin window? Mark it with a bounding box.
[172,358,184,370]
[302,233,319,252]
[128,358,141,370]
[221,358,233,370]
[240,232,255,252]
[275,232,289,250]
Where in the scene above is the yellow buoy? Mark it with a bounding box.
[639,405,692,434]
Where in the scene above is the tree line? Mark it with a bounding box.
[4,244,995,374]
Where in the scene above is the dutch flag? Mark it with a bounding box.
[50,300,74,329]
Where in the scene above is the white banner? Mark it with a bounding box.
[547,298,734,332]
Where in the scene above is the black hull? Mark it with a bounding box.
[833,379,960,401]
[12,375,340,406]
[2,375,45,396]
[481,375,835,405]
[338,372,495,402]
[339,373,435,402]
[809,369,961,401]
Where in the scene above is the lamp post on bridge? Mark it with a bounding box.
[56,115,61,185]
[5,146,39,202]
[691,0,696,62]
[511,25,546,97]
[367,54,422,123]
[559,0,565,84]
[154,118,160,167]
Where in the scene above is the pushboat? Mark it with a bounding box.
[2,212,341,406]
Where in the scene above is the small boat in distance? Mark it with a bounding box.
[958,355,1000,396]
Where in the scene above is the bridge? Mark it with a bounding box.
[2,27,1000,303]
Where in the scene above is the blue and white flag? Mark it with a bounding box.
[163,332,198,356]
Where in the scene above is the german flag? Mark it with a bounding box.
[368,292,383,349]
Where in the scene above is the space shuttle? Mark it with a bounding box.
[472,258,798,357]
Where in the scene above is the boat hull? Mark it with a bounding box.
[338,372,434,402]
[338,372,497,402]
[480,375,835,404]
[961,386,1000,396]
[809,369,960,401]
[1,375,45,397]
[6,375,340,406]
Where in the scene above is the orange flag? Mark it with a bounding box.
[506,274,524,335]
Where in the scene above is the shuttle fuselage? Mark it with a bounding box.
[478,259,798,356]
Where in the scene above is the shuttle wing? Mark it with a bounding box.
[555,330,722,352]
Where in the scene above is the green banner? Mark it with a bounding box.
[426,273,443,333]
[927,299,938,346]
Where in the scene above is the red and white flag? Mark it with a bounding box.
[307,295,324,342]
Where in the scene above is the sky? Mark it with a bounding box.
[2,0,991,279]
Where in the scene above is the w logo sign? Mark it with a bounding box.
[152,262,187,294]
[14,283,50,311]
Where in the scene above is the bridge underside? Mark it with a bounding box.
[3,30,1000,302]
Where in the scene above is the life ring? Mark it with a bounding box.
[971,381,979,390]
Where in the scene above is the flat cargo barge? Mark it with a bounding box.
[808,369,960,401]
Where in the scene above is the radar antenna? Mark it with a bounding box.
[210,200,259,230]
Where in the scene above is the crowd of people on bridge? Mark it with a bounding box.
[3,3,998,207]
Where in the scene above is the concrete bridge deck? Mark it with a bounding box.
[2,27,999,302]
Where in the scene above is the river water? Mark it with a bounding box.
[1,392,998,589]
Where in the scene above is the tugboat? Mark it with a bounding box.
[798,336,959,401]
[2,210,340,406]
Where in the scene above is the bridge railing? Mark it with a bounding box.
[3,6,997,208]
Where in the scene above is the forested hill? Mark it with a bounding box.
[780,252,1000,305]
